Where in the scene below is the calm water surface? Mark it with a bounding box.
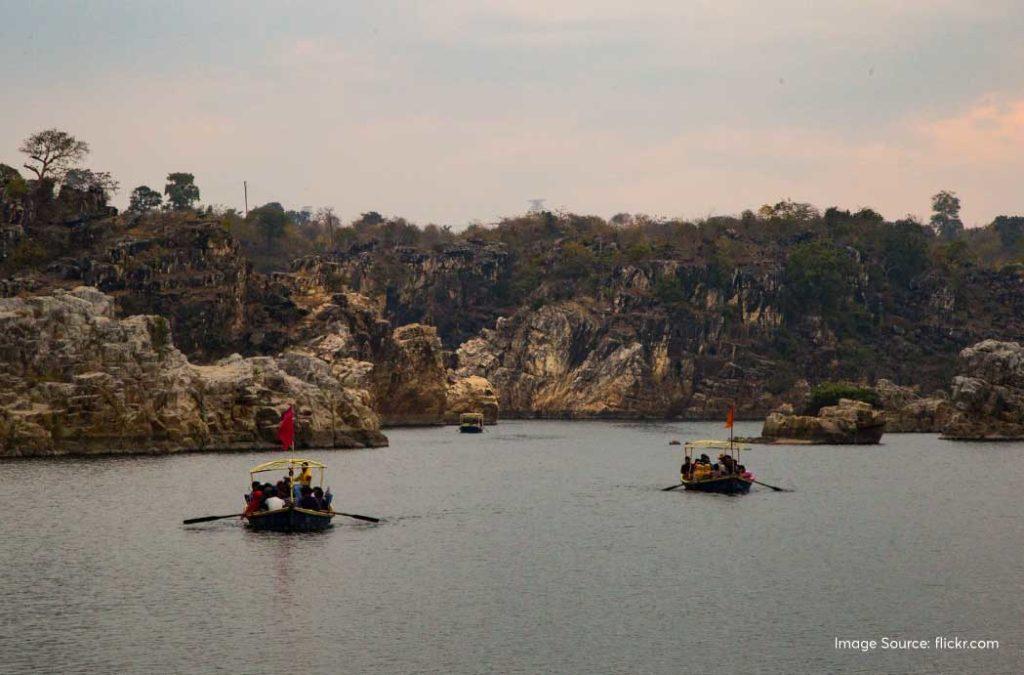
[1,421,1021,674]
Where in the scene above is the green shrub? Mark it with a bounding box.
[806,382,880,414]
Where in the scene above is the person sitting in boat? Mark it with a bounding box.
[244,481,261,505]
[296,485,319,510]
[263,486,286,511]
[275,477,292,504]
[693,460,709,480]
[738,465,754,481]
[313,486,329,511]
[719,454,735,475]
[242,482,264,518]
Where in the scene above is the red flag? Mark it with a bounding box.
[277,406,295,451]
[724,405,735,429]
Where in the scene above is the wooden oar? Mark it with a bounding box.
[183,513,243,525]
[661,483,685,492]
[333,511,381,523]
[753,479,792,492]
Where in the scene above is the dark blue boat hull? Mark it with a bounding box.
[245,507,334,532]
[681,476,752,494]
[459,426,484,433]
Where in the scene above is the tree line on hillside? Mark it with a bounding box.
[3,127,1024,281]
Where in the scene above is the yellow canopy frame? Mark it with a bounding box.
[249,457,327,489]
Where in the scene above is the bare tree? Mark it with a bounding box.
[19,129,90,180]
[315,206,341,246]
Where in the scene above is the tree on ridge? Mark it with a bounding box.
[164,173,200,211]
[19,129,90,181]
[128,185,163,213]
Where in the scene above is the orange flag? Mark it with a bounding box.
[724,405,735,429]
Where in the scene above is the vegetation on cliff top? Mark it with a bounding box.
[3,129,1024,398]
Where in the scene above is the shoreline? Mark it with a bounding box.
[2,419,978,460]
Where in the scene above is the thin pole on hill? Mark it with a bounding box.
[243,180,248,216]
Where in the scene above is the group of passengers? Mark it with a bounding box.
[242,462,333,517]
[681,453,753,481]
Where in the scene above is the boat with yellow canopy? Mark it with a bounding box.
[678,439,753,494]
[244,457,334,532]
[458,412,485,433]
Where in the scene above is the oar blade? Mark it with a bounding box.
[336,512,381,523]
[182,513,241,525]
[661,483,684,492]
[753,480,792,492]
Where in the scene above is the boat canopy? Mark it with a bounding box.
[460,412,484,423]
[250,458,327,474]
[684,439,749,451]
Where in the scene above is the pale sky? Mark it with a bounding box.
[1,1,1022,226]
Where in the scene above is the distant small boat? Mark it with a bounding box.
[244,458,334,532]
[669,439,681,445]
[459,412,485,433]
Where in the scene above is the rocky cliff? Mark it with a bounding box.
[0,288,386,457]
[289,241,515,348]
[6,205,1024,426]
[452,262,798,419]
[1,213,304,361]
[942,340,1024,440]
[1,215,491,428]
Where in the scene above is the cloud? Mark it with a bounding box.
[276,38,384,80]
[2,2,1022,226]
[917,96,1024,164]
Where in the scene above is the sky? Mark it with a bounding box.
[1,0,1022,227]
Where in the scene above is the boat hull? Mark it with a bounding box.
[459,426,484,433]
[680,476,752,494]
[245,507,334,532]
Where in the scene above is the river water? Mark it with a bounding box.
[1,420,1021,674]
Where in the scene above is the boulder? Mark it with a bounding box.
[757,398,885,444]
[0,288,387,457]
[444,375,499,425]
[941,340,1024,440]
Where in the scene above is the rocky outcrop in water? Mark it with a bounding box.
[942,340,1024,440]
[0,288,386,457]
[750,399,886,444]
[875,379,953,433]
